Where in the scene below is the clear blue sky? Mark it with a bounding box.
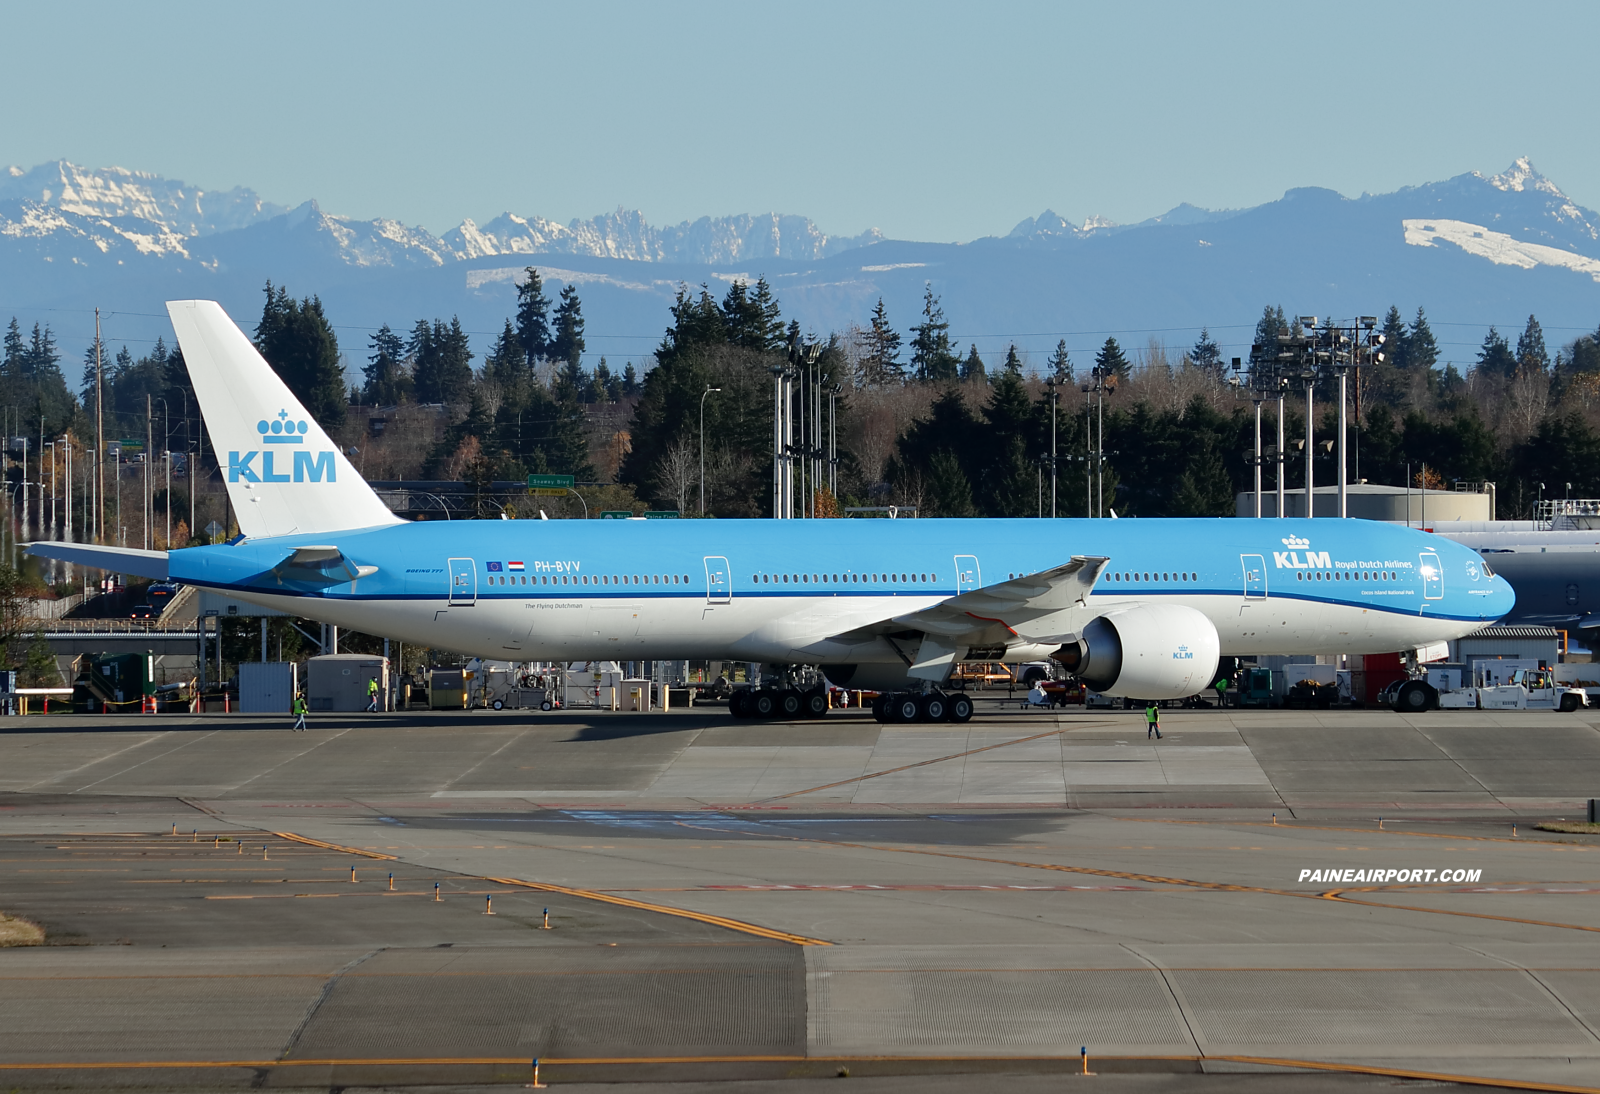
[6,0,1598,241]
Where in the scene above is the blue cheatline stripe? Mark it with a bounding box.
[187,580,1483,622]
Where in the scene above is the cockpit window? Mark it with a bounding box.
[1479,557,1495,578]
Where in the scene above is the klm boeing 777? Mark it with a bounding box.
[27,302,1514,720]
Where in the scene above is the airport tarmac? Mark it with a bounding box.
[3,701,1600,1091]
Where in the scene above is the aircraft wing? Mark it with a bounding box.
[829,556,1110,680]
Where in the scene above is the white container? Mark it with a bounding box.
[308,654,389,712]
[239,662,297,714]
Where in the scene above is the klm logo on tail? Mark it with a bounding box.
[228,409,335,484]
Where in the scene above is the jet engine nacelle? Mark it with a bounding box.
[1053,604,1220,699]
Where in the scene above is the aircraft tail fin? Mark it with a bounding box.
[165,301,402,539]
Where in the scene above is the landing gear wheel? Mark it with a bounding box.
[1393,680,1436,713]
[778,689,803,718]
[872,695,889,723]
[752,691,776,719]
[893,694,922,723]
[803,690,829,718]
[949,694,974,723]
[729,691,749,719]
[919,693,948,722]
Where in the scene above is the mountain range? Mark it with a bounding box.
[3,157,1598,370]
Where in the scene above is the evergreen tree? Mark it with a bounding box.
[515,268,552,363]
[1515,314,1549,374]
[858,297,903,386]
[960,344,987,383]
[594,358,621,402]
[722,279,784,351]
[975,366,1035,515]
[481,320,524,389]
[1094,336,1130,383]
[1379,306,1411,370]
[1002,344,1024,377]
[550,284,586,368]
[1408,307,1439,372]
[655,284,727,369]
[1477,326,1516,378]
[363,323,408,404]
[253,282,346,426]
[749,278,786,351]
[622,362,640,396]
[924,451,976,517]
[1191,326,1222,371]
[1,319,22,373]
[909,285,959,383]
[1047,339,1073,383]
[409,317,473,403]
[1253,305,1289,355]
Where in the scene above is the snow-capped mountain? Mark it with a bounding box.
[0,161,876,271]
[2,158,1597,366]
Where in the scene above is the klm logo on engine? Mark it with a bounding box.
[1173,644,1195,661]
[1273,535,1329,570]
[228,409,335,484]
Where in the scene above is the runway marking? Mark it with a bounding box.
[18,731,174,791]
[0,1055,1591,1092]
[69,730,223,794]
[673,819,1600,936]
[483,874,832,946]
[223,728,353,794]
[758,722,1114,802]
[272,832,397,860]
[1122,816,1600,848]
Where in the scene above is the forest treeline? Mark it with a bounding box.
[6,277,1600,526]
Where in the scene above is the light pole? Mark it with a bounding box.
[1046,379,1058,518]
[828,383,841,498]
[156,398,170,547]
[699,385,720,515]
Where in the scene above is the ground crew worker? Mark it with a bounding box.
[366,676,380,712]
[1214,676,1229,707]
[1145,700,1162,740]
[292,692,308,732]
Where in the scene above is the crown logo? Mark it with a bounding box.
[257,409,309,444]
[1281,535,1310,549]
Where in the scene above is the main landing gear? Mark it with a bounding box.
[872,691,974,724]
[729,687,830,720]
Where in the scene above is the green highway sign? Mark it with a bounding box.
[600,510,634,519]
[526,474,575,489]
[644,510,680,519]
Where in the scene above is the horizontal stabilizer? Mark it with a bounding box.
[25,542,169,581]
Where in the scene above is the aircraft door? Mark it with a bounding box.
[448,558,477,606]
[954,555,981,592]
[1419,551,1443,600]
[704,556,731,604]
[1241,554,1266,599]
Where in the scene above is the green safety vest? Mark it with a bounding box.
[1145,705,1158,723]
